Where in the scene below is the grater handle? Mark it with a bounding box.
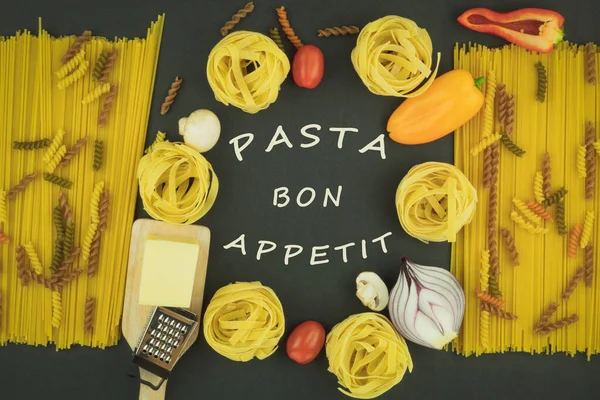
[139,368,167,400]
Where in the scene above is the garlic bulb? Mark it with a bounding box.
[356,272,389,311]
[179,109,220,153]
[389,257,465,350]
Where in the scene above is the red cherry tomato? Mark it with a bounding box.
[286,320,326,364]
[292,45,324,89]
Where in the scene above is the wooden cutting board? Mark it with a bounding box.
[122,219,210,400]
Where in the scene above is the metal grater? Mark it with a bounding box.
[133,307,198,382]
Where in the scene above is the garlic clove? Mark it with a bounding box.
[181,109,220,153]
[178,117,188,136]
[355,271,389,311]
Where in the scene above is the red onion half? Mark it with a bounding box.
[389,257,465,349]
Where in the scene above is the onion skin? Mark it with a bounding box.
[389,257,465,349]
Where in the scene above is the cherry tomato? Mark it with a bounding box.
[286,320,326,364]
[292,45,325,89]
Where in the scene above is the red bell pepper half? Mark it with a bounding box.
[457,8,565,54]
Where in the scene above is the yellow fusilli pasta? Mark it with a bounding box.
[513,198,542,225]
[45,145,67,174]
[55,50,86,79]
[57,60,89,90]
[580,211,595,248]
[482,70,496,138]
[82,182,105,260]
[471,133,502,156]
[510,211,547,234]
[480,249,490,291]
[43,128,65,164]
[52,291,62,328]
[480,309,490,350]
[81,82,111,105]
[24,242,43,275]
[533,172,545,204]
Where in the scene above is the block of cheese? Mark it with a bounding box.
[138,235,200,307]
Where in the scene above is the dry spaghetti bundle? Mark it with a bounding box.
[395,162,477,243]
[220,2,255,37]
[207,31,289,114]
[351,15,440,98]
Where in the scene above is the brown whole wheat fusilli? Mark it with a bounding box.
[500,227,519,266]
[61,30,92,64]
[585,243,594,287]
[220,2,255,37]
[585,43,596,85]
[585,121,596,200]
[481,302,517,320]
[317,26,360,37]
[562,267,585,301]
[84,297,95,334]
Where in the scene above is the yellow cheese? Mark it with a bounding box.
[139,235,200,307]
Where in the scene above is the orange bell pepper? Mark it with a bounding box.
[387,70,485,145]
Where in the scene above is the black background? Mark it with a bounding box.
[2,0,600,399]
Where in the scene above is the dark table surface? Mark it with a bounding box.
[2,0,600,399]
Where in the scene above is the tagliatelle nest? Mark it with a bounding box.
[351,15,440,97]
[206,31,290,114]
[137,142,218,225]
[395,162,477,243]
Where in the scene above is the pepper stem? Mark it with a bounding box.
[474,77,486,90]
